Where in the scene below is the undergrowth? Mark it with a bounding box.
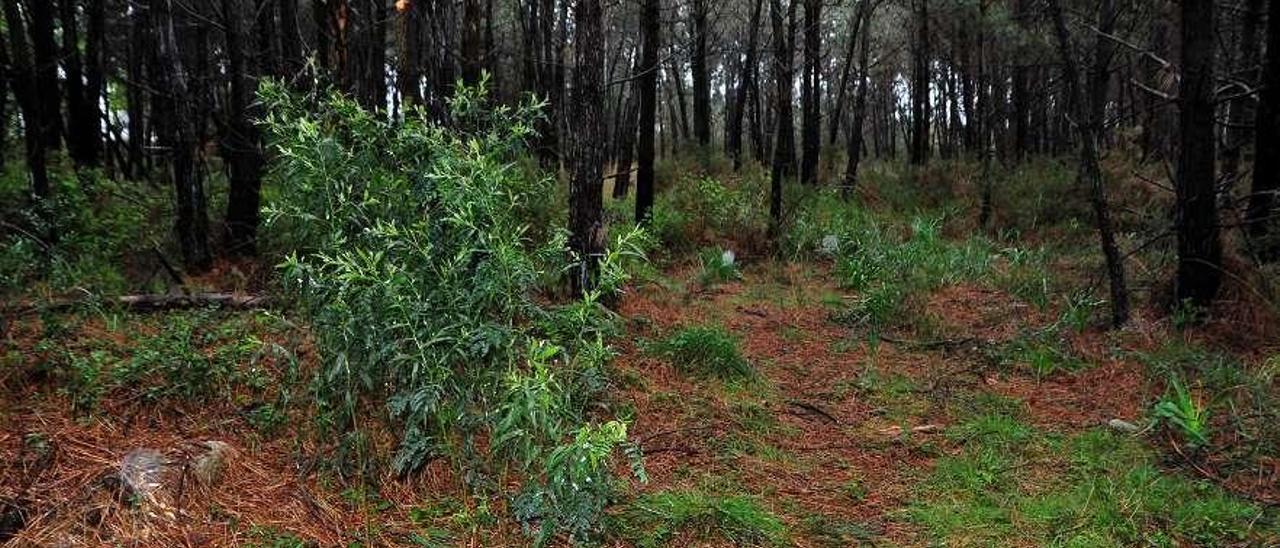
[647,325,754,380]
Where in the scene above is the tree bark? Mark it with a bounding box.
[27,0,61,150]
[1221,0,1262,198]
[223,0,266,256]
[841,0,872,198]
[1247,0,1280,261]
[3,0,49,201]
[909,0,930,165]
[634,0,659,224]
[799,0,820,184]
[1175,0,1221,307]
[152,0,212,272]
[568,0,605,294]
[84,0,105,166]
[1048,0,1129,327]
[769,0,796,234]
[728,0,763,170]
[691,0,711,146]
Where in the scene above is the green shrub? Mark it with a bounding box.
[698,247,741,286]
[649,325,753,380]
[260,80,646,540]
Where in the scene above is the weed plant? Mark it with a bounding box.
[260,80,646,542]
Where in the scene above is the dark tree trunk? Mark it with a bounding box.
[3,0,49,201]
[769,0,796,234]
[280,0,304,80]
[223,0,266,256]
[60,0,94,167]
[84,0,105,165]
[1221,0,1262,206]
[1049,0,1129,327]
[1175,0,1221,307]
[1247,0,1280,260]
[28,0,61,149]
[462,0,483,85]
[128,3,148,179]
[799,0,820,184]
[669,49,692,142]
[152,0,212,273]
[909,0,930,165]
[691,0,711,146]
[1010,0,1028,161]
[568,0,605,294]
[728,0,762,170]
[841,0,872,198]
[828,4,862,146]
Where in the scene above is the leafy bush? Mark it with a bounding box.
[260,80,646,540]
[0,166,162,296]
[648,325,753,380]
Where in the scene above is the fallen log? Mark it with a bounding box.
[4,293,272,316]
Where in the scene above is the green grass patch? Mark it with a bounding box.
[613,490,787,547]
[908,412,1275,546]
[648,325,754,380]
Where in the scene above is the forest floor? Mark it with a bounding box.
[4,160,1280,546]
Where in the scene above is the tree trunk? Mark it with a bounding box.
[223,0,266,256]
[281,0,304,80]
[152,0,212,273]
[28,0,61,149]
[909,0,930,165]
[3,0,50,201]
[1048,0,1129,327]
[60,0,93,167]
[462,0,484,85]
[1247,0,1280,260]
[1221,0,1262,208]
[769,0,796,235]
[799,0,820,185]
[84,0,105,166]
[828,4,862,146]
[1174,0,1221,308]
[691,0,711,146]
[568,0,605,294]
[727,0,762,170]
[841,0,872,198]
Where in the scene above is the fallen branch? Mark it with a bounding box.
[4,293,272,316]
[786,400,839,425]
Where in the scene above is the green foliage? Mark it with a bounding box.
[260,80,646,539]
[0,166,163,296]
[614,490,787,547]
[789,192,993,329]
[1153,375,1211,448]
[646,175,769,252]
[648,325,753,380]
[995,329,1087,379]
[910,415,1271,547]
[698,247,741,286]
[32,310,290,414]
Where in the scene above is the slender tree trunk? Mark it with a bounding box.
[1221,0,1262,208]
[1175,0,1221,308]
[1050,0,1129,326]
[769,0,796,235]
[828,4,862,146]
[568,0,605,294]
[909,0,930,165]
[462,0,484,85]
[691,0,711,146]
[637,0,660,222]
[281,0,304,80]
[728,0,762,170]
[60,0,92,166]
[128,3,148,179]
[28,0,61,149]
[4,0,49,201]
[223,0,266,256]
[799,0,820,184]
[153,0,212,272]
[841,0,872,198]
[1247,0,1280,260]
[84,0,105,165]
